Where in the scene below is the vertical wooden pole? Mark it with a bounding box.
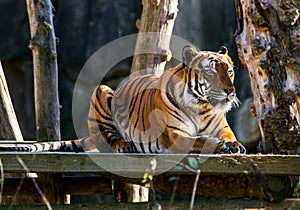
[114,0,178,203]
[26,0,62,204]
[26,0,60,141]
[0,62,23,141]
[113,181,148,203]
[0,62,30,204]
[131,0,178,77]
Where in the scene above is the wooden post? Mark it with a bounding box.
[114,0,179,203]
[0,62,23,141]
[0,61,30,204]
[26,0,62,204]
[131,0,178,77]
[234,0,300,154]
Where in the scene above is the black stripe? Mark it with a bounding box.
[166,65,185,100]
[198,108,212,116]
[166,92,180,110]
[156,138,160,151]
[129,81,155,139]
[148,133,153,153]
[109,135,123,146]
[187,71,199,99]
[139,133,146,153]
[198,117,213,133]
[166,107,185,124]
[90,100,99,114]
[128,79,153,119]
[166,125,191,135]
[115,79,142,113]
[169,96,198,130]
[148,141,153,153]
[187,69,192,90]
[203,113,212,121]
[95,87,110,116]
[193,73,203,97]
[98,121,118,131]
[213,118,227,137]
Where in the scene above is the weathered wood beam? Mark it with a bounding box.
[0,153,298,176]
[26,0,60,142]
[0,199,299,210]
[26,0,62,204]
[3,174,298,201]
[128,0,179,202]
[0,173,295,202]
[0,62,23,141]
[131,0,178,77]
[2,177,112,196]
[0,153,297,201]
[0,61,27,205]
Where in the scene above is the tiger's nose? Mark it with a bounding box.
[224,87,234,95]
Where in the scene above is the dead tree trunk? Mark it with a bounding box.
[131,0,178,77]
[26,0,62,204]
[235,0,300,154]
[114,0,178,203]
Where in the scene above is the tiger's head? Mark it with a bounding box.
[182,45,239,112]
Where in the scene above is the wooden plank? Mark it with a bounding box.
[0,173,293,201]
[0,153,299,175]
[0,199,299,210]
[26,0,62,204]
[2,177,112,196]
[131,0,178,77]
[0,62,23,141]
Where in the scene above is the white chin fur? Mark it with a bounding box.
[214,101,233,113]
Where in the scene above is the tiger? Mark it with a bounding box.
[0,44,246,154]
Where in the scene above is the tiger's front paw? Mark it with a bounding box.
[225,141,246,154]
[215,140,246,154]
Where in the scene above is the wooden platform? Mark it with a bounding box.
[0,152,299,208]
[1,152,299,175]
[0,199,299,210]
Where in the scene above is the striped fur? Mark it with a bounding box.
[88,45,246,154]
[0,45,246,154]
[0,137,90,152]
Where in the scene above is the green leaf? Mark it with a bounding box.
[141,173,148,183]
[187,156,198,169]
[0,178,4,184]
[243,170,249,174]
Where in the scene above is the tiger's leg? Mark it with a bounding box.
[217,125,246,154]
[168,130,245,154]
[88,85,135,152]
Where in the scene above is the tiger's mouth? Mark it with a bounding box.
[207,93,240,112]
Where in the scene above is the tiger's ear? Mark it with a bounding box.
[218,46,228,55]
[182,45,199,66]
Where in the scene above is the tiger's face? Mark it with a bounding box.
[182,45,239,112]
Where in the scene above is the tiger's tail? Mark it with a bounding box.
[0,136,94,152]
